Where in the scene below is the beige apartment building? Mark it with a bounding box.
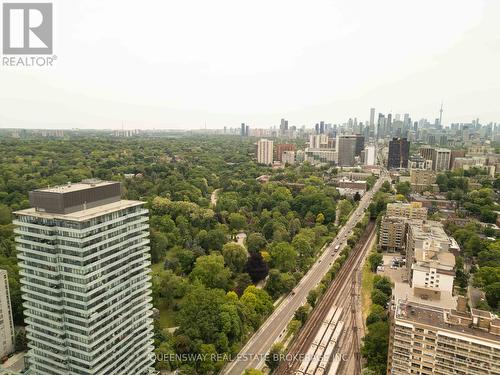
[0,269,15,358]
[405,221,451,284]
[386,202,428,220]
[410,169,437,193]
[379,203,428,252]
[257,138,274,165]
[388,298,500,375]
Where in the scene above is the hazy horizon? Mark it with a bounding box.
[1,0,499,130]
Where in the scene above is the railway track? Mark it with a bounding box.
[275,221,375,375]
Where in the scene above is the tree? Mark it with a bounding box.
[177,285,242,346]
[307,288,319,307]
[228,212,247,231]
[244,370,264,375]
[337,199,354,224]
[232,273,252,296]
[240,286,274,329]
[246,251,269,283]
[380,181,392,193]
[268,242,297,272]
[292,235,314,259]
[395,181,411,196]
[373,275,393,296]
[0,205,11,225]
[368,253,383,272]
[294,304,310,324]
[15,329,27,351]
[265,269,295,298]
[371,289,390,307]
[222,243,248,273]
[316,213,325,225]
[246,233,267,254]
[190,254,231,290]
[361,321,389,375]
[473,266,500,288]
[366,304,387,325]
[287,319,302,336]
[485,282,500,310]
[265,343,285,371]
[150,230,169,263]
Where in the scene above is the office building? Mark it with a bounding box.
[388,298,500,375]
[388,138,410,169]
[14,180,154,375]
[353,135,365,157]
[0,269,15,358]
[338,135,358,167]
[257,139,274,165]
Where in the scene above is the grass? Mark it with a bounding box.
[361,249,375,323]
[157,299,179,328]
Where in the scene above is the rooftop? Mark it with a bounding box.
[28,180,122,214]
[32,179,117,194]
[14,199,144,222]
[395,299,500,344]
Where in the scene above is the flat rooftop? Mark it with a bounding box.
[33,179,117,194]
[15,199,144,222]
[395,300,500,344]
[28,180,122,214]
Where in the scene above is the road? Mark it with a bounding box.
[221,172,389,374]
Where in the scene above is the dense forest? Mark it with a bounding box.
[0,136,356,373]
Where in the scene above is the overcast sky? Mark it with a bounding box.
[1,0,499,129]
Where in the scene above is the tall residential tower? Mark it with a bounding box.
[14,180,154,375]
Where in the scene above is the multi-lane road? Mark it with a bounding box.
[221,171,389,375]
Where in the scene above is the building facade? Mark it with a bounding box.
[0,269,15,358]
[388,299,500,375]
[257,139,274,165]
[388,138,410,169]
[433,148,451,171]
[14,180,154,375]
[274,143,295,162]
[338,135,358,167]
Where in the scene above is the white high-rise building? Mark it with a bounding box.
[433,148,451,171]
[363,145,376,165]
[14,180,154,375]
[0,269,15,358]
[257,139,274,165]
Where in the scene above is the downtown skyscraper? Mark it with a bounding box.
[14,180,154,375]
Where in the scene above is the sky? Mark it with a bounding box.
[1,0,499,130]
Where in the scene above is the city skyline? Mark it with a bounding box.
[1,0,500,129]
